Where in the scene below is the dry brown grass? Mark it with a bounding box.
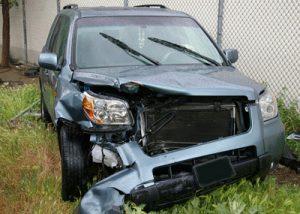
[0,122,78,213]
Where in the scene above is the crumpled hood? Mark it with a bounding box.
[72,65,264,100]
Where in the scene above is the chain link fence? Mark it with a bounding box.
[57,0,300,104]
[128,0,219,40]
[222,0,300,103]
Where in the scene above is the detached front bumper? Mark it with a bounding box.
[79,147,272,214]
[79,106,284,214]
[129,153,271,210]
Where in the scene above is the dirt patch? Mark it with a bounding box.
[270,165,300,186]
[0,66,38,86]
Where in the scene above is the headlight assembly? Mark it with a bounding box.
[82,92,133,125]
[259,89,278,121]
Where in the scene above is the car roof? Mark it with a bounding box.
[61,6,190,18]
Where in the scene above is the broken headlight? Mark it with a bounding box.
[82,92,133,125]
[259,89,278,121]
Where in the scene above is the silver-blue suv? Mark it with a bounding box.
[38,4,285,213]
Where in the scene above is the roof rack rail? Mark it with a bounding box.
[134,4,167,9]
[63,4,78,10]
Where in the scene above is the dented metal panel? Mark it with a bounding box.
[72,65,263,100]
[79,110,284,213]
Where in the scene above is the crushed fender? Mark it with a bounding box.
[79,187,124,214]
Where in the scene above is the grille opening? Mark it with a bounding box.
[142,100,250,155]
[153,146,257,182]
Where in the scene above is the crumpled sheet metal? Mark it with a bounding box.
[79,104,267,213]
[54,65,263,129]
[72,65,264,100]
[79,187,124,214]
[287,133,300,140]
[77,105,287,214]
[54,77,94,128]
[79,167,140,214]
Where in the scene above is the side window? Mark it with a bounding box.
[48,15,70,65]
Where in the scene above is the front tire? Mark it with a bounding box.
[59,125,90,201]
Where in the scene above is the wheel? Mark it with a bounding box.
[59,125,91,201]
[39,81,52,123]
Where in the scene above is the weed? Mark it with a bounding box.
[278,97,300,156]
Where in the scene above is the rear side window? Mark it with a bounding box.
[48,15,70,65]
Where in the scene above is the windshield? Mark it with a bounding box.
[75,16,225,68]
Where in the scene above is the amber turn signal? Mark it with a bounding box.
[82,95,94,121]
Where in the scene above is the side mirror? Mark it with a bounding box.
[38,53,59,70]
[224,49,238,64]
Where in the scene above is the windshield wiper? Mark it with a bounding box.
[148,37,221,66]
[99,33,160,66]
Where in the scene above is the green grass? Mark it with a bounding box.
[278,97,300,157]
[0,85,77,213]
[0,85,300,213]
[0,85,39,122]
[149,178,300,214]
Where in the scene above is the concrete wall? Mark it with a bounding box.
[0,0,57,64]
[25,0,57,63]
[0,4,24,62]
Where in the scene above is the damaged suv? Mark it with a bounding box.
[38,4,285,213]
